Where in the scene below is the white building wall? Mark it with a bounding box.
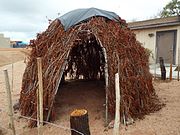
[177,26,180,65]
[133,26,180,64]
[0,33,11,48]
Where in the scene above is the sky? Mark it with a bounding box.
[0,0,171,42]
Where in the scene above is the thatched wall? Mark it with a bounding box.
[20,17,160,127]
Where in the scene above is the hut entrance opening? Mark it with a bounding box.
[55,33,107,124]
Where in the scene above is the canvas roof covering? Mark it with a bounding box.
[58,7,119,30]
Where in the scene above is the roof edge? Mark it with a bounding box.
[128,15,180,30]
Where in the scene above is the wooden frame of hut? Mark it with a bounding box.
[19,8,159,127]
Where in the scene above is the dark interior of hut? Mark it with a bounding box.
[65,33,105,81]
[55,33,107,122]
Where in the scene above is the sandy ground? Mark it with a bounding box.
[0,48,30,67]
[0,50,180,135]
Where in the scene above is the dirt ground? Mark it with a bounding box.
[0,48,30,67]
[0,50,180,135]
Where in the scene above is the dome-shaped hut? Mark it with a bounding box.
[20,8,159,127]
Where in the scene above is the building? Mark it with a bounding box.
[128,16,180,65]
[0,33,11,48]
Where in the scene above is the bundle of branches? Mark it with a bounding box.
[20,16,161,127]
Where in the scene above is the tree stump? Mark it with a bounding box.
[70,109,90,135]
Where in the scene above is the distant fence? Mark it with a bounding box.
[150,62,180,81]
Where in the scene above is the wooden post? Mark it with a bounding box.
[11,63,14,91]
[94,36,109,126]
[169,63,172,81]
[154,45,157,80]
[3,69,16,135]
[159,57,166,80]
[36,86,40,127]
[37,57,44,126]
[102,47,109,127]
[70,109,90,135]
[177,48,180,81]
[178,65,180,81]
[169,47,174,81]
[113,73,120,135]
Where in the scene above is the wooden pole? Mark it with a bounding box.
[169,63,172,81]
[113,73,120,135]
[36,86,40,127]
[154,45,157,80]
[177,48,180,81]
[3,69,16,135]
[102,47,109,127]
[96,37,109,126]
[159,57,166,80]
[11,63,14,91]
[11,54,14,92]
[178,66,180,81]
[36,85,40,135]
[37,57,43,126]
[169,48,173,81]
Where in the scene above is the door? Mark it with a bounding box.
[156,30,177,64]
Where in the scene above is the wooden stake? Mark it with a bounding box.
[159,57,166,80]
[37,57,44,126]
[178,48,180,81]
[97,37,109,126]
[102,47,109,127]
[169,63,172,81]
[169,48,173,81]
[3,69,16,135]
[11,63,14,91]
[36,85,40,127]
[154,45,157,80]
[178,66,180,81]
[113,73,120,135]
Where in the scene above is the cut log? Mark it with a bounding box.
[70,109,90,135]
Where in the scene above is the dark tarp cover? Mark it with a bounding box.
[58,7,119,30]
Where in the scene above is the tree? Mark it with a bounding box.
[160,0,180,17]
